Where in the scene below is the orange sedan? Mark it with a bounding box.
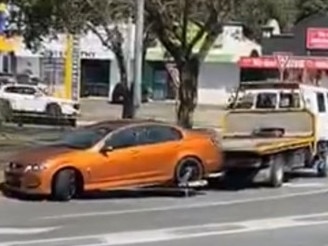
[3,119,222,201]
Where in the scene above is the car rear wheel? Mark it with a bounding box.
[174,157,203,188]
[46,103,62,118]
[52,169,77,202]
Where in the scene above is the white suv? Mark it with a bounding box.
[0,84,80,121]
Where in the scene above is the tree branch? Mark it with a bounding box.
[196,0,233,61]
[181,0,189,51]
[186,7,218,56]
[86,22,112,50]
[146,0,184,63]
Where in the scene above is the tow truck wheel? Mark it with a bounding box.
[268,154,284,188]
[317,155,328,178]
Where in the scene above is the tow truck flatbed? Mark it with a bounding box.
[222,137,314,154]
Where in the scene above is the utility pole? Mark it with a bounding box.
[133,0,145,116]
[126,17,133,86]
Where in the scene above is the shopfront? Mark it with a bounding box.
[239,55,328,86]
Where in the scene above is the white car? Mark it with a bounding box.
[0,84,80,121]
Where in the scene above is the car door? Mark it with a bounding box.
[315,92,328,141]
[91,126,146,187]
[1,86,24,111]
[18,86,43,112]
[135,125,184,181]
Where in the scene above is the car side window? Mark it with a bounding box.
[105,128,138,149]
[140,125,183,145]
[19,87,36,95]
[4,86,19,94]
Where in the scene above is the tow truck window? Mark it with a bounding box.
[317,92,326,112]
[234,93,254,109]
[255,93,277,109]
[279,93,300,108]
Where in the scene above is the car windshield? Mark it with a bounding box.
[52,127,112,149]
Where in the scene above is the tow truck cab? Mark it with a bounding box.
[222,81,328,187]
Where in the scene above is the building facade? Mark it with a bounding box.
[1,22,260,105]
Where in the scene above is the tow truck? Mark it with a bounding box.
[221,80,328,187]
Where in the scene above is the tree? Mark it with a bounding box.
[8,0,155,118]
[145,0,296,128]
[145,0,232,128]
[295,0,328,22]
[236,0,297,40]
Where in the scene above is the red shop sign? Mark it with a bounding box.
[306,28,328,50]
[238,56,328,70]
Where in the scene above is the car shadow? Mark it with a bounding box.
[76,188,206,200]
[0,183,206,202]
[0,183,47,202]
[288,169,320,179]
[0,169,322,202]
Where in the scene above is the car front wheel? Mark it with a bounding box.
[52,169,77,202]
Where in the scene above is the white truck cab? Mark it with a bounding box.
[222,81,328,186]
[232,81,328,142]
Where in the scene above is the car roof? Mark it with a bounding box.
[84,118,172,131]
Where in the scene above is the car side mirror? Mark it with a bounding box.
[100,145,114,154]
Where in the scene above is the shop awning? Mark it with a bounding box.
[239,56,328,70]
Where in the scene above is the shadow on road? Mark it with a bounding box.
[0,182,207,202]
[0,169,322,202]
[77,188,206,200]
[0,182,48,202]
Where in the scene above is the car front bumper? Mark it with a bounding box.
[4,171,51,195]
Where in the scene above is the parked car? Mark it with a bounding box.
[0,84,80,125]
[3,119,223,201]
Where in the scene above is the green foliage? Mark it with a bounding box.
[145,0,235,64]
[9,0,133,50]
[235,0,296,40]
[296,0,328,21]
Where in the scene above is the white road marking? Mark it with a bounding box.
[283,182,327,188]
[4,212,328,246]
[0,227,58,235]
[41,187,328,220]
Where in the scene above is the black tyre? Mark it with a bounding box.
[174,157,203,187]
[46,103,62,118]
[223,169,253,189]
[317,156,328,178]
[52,169,77,202]
[267,154,284,188]
[68,118,77,127]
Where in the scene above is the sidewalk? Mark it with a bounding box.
[80,99,226,128]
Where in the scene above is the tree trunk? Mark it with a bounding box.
[113,45,134,119]
[177,57,199,129]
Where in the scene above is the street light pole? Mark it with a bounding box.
[133,0,145,116]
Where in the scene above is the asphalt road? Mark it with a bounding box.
[1,175,328,246]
